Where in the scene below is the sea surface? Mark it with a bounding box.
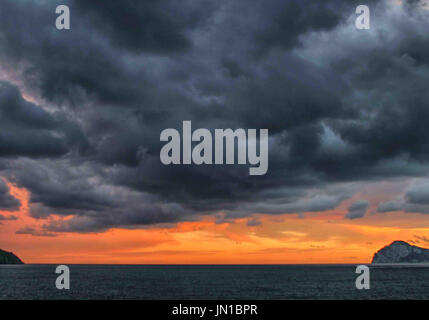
[1,264,429,300]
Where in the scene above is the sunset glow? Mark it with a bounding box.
[0,0,429,268]
[1,178,429,264]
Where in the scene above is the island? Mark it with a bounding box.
[0,249,24,264]
[372,240,429,264]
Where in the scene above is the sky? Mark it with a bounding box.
[1,0,429,264]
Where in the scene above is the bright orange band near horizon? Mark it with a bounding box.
[1,178,429,264]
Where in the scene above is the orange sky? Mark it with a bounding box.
[2,178,429,264]
[1,0,429,265]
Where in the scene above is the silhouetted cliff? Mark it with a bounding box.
[0,249,23,264]
[372,241,429,263]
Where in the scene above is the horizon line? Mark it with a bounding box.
[10,262,371,266]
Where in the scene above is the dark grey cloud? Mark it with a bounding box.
[377,200,404,213]
[41,200,188,233]
[15,226,56,237]
[345,200,369,219]
[0,179,20,211]
[73,0,216,54]
[253,0,342,54]
[0,158,192,232]
[4,159,117,214]
[247,218,262,227]
[0,82,88,158]
[0,0,427,232]
[377,180,429,214]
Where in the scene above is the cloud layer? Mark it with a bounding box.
[0,0,428,232]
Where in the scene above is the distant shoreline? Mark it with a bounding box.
[0,249,24,265]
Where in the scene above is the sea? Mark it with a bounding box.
[1,264,429,300]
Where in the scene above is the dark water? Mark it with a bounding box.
[1,264,429,300]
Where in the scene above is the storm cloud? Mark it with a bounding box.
[0,0,428,232]
[345,200,369,220]
[377,180,429,214]
[0,179,20,211]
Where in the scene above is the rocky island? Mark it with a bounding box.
[0,249,24,264]
[372,241,429,264]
